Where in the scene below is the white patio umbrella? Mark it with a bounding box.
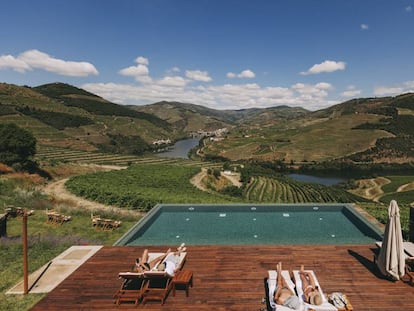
[377,200,406,280]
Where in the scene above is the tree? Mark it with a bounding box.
[213,168,221,179]
[0,123,36,168]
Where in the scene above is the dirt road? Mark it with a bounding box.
[190,168,241,191]
[42,166,143,217]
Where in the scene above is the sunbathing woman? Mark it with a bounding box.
[135,244,186,272]
[273,262,301,310]
[299,265,322,306]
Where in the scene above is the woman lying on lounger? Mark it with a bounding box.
[299,265,322,306]
[135,244,186,273]
[273,262,301,310]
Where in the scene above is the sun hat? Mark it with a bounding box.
[309,291,322,305]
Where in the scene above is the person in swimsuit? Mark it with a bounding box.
[273,262,301,310]
[135,244,186,272]
[299,265,322,305]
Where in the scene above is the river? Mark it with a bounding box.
[155,138,200,159]
[288,173,347,186]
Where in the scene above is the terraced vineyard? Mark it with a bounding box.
[243,176,363,203]
[66,164,237,210]
[36,145,221,168]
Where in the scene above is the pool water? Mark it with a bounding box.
[116,204,383,246]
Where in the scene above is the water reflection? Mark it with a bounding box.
[288,173,347,186]
[155,138,200,159]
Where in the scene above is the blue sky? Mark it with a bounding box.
[1,0,413,110]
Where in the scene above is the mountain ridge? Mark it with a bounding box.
[0,82,413,163]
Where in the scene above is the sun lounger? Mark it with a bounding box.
[375,241,414,259]
[143,251,187,276]
[114,276,145,305]
[115,252,165,304]
[141,251,187,304]
[266,270,304,311]
[292,270,337,311]
[403,242,414,257]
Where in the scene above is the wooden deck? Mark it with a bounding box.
[31,245,414,310]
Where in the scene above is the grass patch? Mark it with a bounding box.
[381,176,414,193]
[359,202,410,239]
[0,174,138,311]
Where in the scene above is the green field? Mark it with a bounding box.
[66,164,238,210]
[378,175,414,205]
[381,176,414,193]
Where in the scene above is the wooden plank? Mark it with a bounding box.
[31,245,414,310]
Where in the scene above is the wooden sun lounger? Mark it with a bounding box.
[141,251,187,305]
[141,272,173,305]
[114,274,146,305]
[115,252,165,305]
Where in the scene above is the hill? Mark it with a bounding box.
[201,93,414,164]
[1,82,413,164]
[131,101,309,133]
[0,82,174,153]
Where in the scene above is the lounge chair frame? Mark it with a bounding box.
[114,274,145,305]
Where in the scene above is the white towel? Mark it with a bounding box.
[292,270,337,311]
[268,270,303,311]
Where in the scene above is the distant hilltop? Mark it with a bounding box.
[0,82,413,164]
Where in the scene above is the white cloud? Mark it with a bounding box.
[0,54,31,72]
[341,86,361,98]
[300,60,346,75]
[360,24,369,30]
[135,56,149,65]
[185,70,212,82]
[81,57,338,111]
[119,56,151,83]
[119,64,149,77]
[315,82,333,90]
[373,86,403,96]
[226,69,256,79]
[0,49,98,76]
[158,76,188,87]
[83,79,335,111]
[373,80,414,96]
[406,5,412,12]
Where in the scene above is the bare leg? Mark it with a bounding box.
[299,265,310,288]
[276,262,283,288]
[148,248,172,269]
[141,249,149,263]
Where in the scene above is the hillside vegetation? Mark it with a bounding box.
[0,83,174,153]
[201,93,414,163]
[65,163,367,211]
[1,82,413,164]
[66,164,238,210]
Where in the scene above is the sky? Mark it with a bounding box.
[1,0,414,111]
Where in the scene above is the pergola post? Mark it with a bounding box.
[22,211,28,294]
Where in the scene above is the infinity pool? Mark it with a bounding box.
[115,204,383,246]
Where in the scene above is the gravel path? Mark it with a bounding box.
[42,166,143,217]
